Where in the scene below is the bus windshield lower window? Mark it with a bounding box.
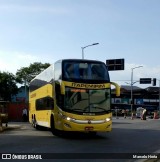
[64,87,110,114]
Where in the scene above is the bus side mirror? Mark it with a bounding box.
[61,82,65,95]
[110,82,120,97]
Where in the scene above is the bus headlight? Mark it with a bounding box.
[105,117,111,122]
[59,113,73,121]
[62,115,74,122]
[66,117,71,121]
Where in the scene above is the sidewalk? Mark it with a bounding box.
[112,116,160,123]
[0,122,23,132]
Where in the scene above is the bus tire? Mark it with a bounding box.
[33,116,38,129]
[51,116,59,136]
[31,115,35,127]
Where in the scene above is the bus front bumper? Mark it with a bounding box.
[62,119,112,132]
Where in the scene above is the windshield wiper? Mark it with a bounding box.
[83,106,109,112]
[72,108,84,112]
[92,106,109,112]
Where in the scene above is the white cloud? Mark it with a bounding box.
[0,50,160,88]
[110,63,160,88]
[16,52,38,61]
[0,50,38,74]
[0,4,70,15]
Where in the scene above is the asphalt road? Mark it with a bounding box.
[0,117,160,162]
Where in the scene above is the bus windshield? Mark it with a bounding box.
[64,87,111,114]
[63,61,109,81]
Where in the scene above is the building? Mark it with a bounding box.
[112,85,159,112]
[7,86,29,121]
[11,86,29,102]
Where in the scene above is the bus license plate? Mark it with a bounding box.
[85,126,94,131]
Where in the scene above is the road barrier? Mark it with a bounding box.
[153,111,159,119]
[0,115,3,132]
[0,113,8,132]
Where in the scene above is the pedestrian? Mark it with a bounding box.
[22,108,28,122]
[142,109,147,120]
[122,109,124,117]
[124,109,127,118]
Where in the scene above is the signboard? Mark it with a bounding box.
[152,78,156,86]
[106,59,124,71]
[140,78,151,84]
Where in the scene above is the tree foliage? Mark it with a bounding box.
[0,71,19,101]
[16,62,51,85]
[0,62,50,101]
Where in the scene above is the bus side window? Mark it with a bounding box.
[36,99,43,110]
[65,63,74,78]
[46,97,54,110]
[36,97,54,110]
[55,82,63,108]
[51,99,54,109]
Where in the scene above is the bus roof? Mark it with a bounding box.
[30,64,54,83]
[56,59,105,64]
[30,59,107,84]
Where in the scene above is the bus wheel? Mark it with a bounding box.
[31,119,34,127]
[33,116,37,128]
[51,116,59,136]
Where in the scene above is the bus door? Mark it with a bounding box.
[36,97,54,127]
[45,97,54,126]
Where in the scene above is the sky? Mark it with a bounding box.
[0,0,160,88]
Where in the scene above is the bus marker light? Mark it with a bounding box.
[64,123,71,128]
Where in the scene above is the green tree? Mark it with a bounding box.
[0,72,19,101]
[16,62,51,85]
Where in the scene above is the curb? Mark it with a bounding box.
[0,124,21,133]
[0,126,3,132]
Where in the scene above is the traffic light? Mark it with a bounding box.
[140,78,151,84]
[152,78,156,86]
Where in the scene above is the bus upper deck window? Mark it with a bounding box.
[91,65,103,79]
[65,64,74,78]
[91,65,98,79]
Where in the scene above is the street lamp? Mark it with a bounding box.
[81,43,99,59]
[158,79,160,115]
[130,66,143,119]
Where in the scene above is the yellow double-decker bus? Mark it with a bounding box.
[29,59,120,135]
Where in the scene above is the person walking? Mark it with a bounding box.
[124,109,127,118]
[22,108,28,122]
[142,108,147,120]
